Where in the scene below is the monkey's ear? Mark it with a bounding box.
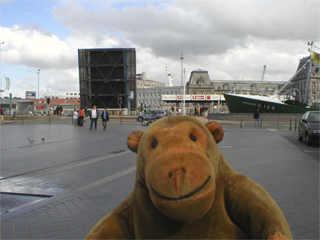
[205,121,224,144]
[127,130,144,153]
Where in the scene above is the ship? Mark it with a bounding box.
[224,42,320,114]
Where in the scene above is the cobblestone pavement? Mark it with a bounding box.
[0,118,319,239]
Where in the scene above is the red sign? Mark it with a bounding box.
[192,95,205,100]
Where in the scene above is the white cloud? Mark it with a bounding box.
[1,0,319,98]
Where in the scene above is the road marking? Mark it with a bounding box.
[304,150,319,153]
[267,129,279,131]
[0,150,131,181]
[75,166,137,193]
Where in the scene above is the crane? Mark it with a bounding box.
[261,65,267,81]
[165,66,174,87]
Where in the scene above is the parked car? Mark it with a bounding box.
[141,114,163,126]
[136,109,171,122]
[298,111,320,146]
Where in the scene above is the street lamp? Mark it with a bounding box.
[0,42,4,98]
[37,69,40,113]
[183,68,186,115]
[180,54,184,115]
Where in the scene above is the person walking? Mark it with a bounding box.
[78,108,85,126]
[28,105,33,116]
[194,105,199,116]
[101,108,109,131]
[253,108,260,126]
[73,109,78,126]
[89,106,99,130]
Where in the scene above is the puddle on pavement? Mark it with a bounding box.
[0,193,50,214]
[0,176,63,214]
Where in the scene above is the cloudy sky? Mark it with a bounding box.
[0,0,319,98]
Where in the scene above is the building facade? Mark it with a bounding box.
[136,70,287,113]
[291,56,320,107]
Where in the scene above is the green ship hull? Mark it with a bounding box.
[224,94,319,114]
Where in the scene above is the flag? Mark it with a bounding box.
[5,77,10,90]
[312,51,320,63]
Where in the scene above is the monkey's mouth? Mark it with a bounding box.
[150,175,211,201]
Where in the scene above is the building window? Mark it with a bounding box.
[312,82,316,90]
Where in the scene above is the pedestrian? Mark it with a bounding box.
[89,105,99,130]
[195,105,199,116]
[0,106,3,122]
[254,108,260,126]
[28,105,33,116]
[73,109,78,126]
[101,108,109,131]
[78,108,85,126]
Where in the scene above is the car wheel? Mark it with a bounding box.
[141,119,149,126]
[305,134,312,146]
[138,117,142,122]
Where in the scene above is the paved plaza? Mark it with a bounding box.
[0,117,319,239]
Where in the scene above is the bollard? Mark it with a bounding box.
[289,119,292,131]
[260,119,262,129]
[240,119,243,128]
[49,116,51,124]
[277,119,279,130]
[295,119,297,131]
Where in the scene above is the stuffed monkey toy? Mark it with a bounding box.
[86,115,292,239]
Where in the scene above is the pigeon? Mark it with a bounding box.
[28,138,35,143]
[41,138,45,141]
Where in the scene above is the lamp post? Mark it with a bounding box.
[183,68,186,115]
[37,69,40,114]
[0,42,4,99]
[180,54,184,115]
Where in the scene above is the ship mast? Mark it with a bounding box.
[273,61,309,96]
[304,41,314,104]
[274,41,315,105]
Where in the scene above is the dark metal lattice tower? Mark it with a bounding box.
[78,48,136,110]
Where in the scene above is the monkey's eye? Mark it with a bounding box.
[151,139,158,148]
[189,134,197,142]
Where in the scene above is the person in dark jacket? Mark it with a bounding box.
[101,108,109,131]
[253,109,260,126]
